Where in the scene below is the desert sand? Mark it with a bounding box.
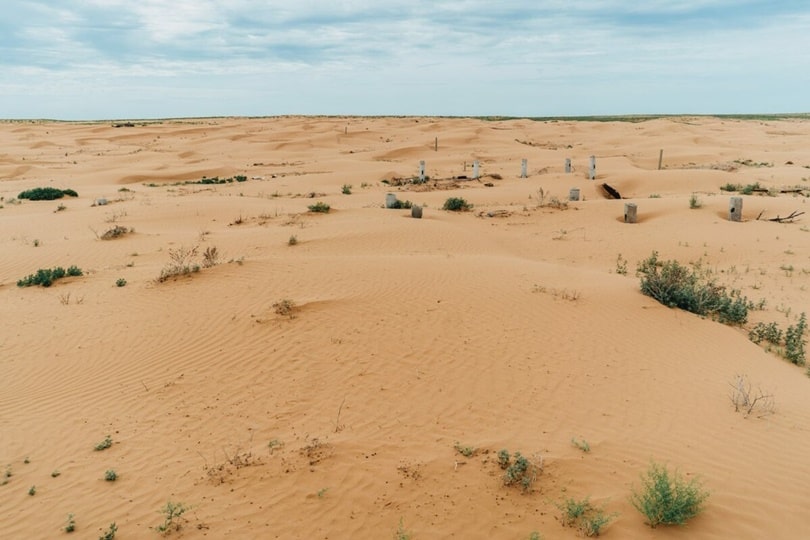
[1,116,809,539]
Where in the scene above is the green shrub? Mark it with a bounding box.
[64,513,75,533]
[94,435,113,451]
[234,175,248,182]
[155,501,187,534]
[341,184,352,195]
[785,313,807,366]
[17,266,82,288]
[28,485,36,496]
[308,201,331,213]
[99,522,117,540]
[389,198,413,209]
[502,451,539,492]
[497,449,510,469]
[18,187,78,201]
[104,469,117,481]
[748,322,782,345]
[720,183,742,192]
[558,497,615,537]
[453,442,476,457]
[630,461,709,528]
[116,278,127,287]
[637,251,748,324]
[443,197,472,211]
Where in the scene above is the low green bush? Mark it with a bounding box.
[630,461,708,528]
[637,251,748,324]
[18,187,78,201]
[443,197,472,211]
[17,266,83,287]
[308,202,331,213]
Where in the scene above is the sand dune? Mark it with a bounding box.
[1,116,809,539]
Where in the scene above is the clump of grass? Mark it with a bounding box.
[637,251,749,324]
[571,437,590,452]
[17,266,83,288]
[500,450,541,492]
[689,193,702,209]
[273,299,297,318]
[18,187,78,201]
[630,461,709,528]
[308,201,331,213]
[201,246,219,268]
[115,278,127,287]
[100,225,133,240]
[94,435,113,451]
[64,513,76,533]
[155,501,187,534]
[443,197,472,212]
[157,246,202,282]
[453,442,476,458]
[558,497,615,537]
[99,522,117,540]
[341,184,352,195]
[104,469,118,482]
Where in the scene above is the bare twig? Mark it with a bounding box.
[334,397,346,433]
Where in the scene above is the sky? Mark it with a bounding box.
[1,1,809,119]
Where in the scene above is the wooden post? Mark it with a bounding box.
[521,159,528,178]
[658,149,663,170]
[729,197,743,221]
[345,126,348,135]
[565,158,572,173]
[473,160,480,179]
[569,188,580,201]
[419,160,426,182]
[624,202,637,223]
[411,205,423,219]
[589,156,596,180]
[386,193,398,209]
[434,137,438,152]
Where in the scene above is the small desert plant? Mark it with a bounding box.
[689,193,702,209]
[615,254,628,276]
[784,312,807,366]
[571,437,590,452]
[630,461,709,528]
[308,201,330,213]
[637,251,748,324]
[443,197,472,212]
[17,266,83,288]
[502,451,540,492]
[273,299,296,318]
[99,522,117,540]
[558,497,615,537]
[497,449,511,469]
[453,442,476,457]
[51,470,61,477]
[155,501,187,534]
[157,246,201,282]
[341,184,352,195]
[104,469,118,481]
[393,518,411,540]
[56,203,67,212]
[729,374,774,417]
[201,245,220,268]
[115,278,127,287]
[18,187,78,201]
[64,513,76,533]
[388,198,413,209]
[748,321,782,345]
[100,225,132,240]
[94,435,113,451]
[288,235,298,246]
[28,485,36,496]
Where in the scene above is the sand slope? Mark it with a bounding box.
[1,117,809,539]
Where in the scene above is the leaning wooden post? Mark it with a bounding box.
[658,149,664,170]
[521,159,528,178]
[473,160,480,179]
[624,202,637,223]
[589,156,596,180]
[419,160,426,182]
[569,188,581,201]
[565,158,572,173]
[729,197,743,221]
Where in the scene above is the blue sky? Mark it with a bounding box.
[1,1,808,119]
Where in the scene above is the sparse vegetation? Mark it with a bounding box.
[637,251,749,324]
[99,522,117,540]
[729,374,775,417]
[288,235,298,246]
[443,197,472,212]
[308,201,331,213]
[453,442,476,457]
[689,193,702,209]
[571,437,590,452]
[18,187,78,201]
[393,518,411,540]
[500,450,540,492]
[341,184,352,195]
[559,497,615,537]
[28,485,36,496]
[273,299,297,318]
[388,198,413,209]
[64,513,76,533]
[17,266,83,288]
[155,501,187,534]
[94,435,113,451]
[201,246,219,268]
[785,313,807,365]
[615,254,628,276]
[157,246,205,282]
[104,469,118,482]
[100,225,133,240]
[630,461,709,528]
[116,278,127,287]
